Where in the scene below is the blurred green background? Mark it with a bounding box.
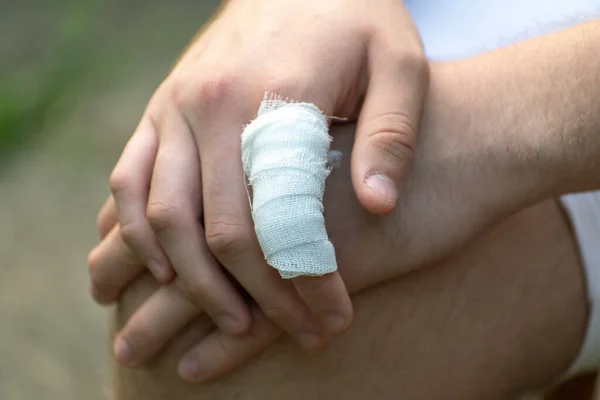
[0,1,218,398]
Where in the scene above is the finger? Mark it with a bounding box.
[196,109,325,349]
[113,281,200,367]
[292,272,353,335]
[88,225,144,305]
[110,117,174,282]
[178,304,282,383]
[97,195,118,239]
[147,109,251,336]
[351,44,429,215]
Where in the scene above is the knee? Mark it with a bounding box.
[111,274,217,400]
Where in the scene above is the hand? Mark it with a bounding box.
[92,62,522,381]
[90,0,428,353]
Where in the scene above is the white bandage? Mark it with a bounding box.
[241,95,338,279]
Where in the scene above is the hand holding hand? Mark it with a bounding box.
[89,0,428,355]
[91,62,523,381]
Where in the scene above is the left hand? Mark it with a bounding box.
[91,0,429,352]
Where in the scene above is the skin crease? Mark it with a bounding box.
[96,55,587,385]
[106,130,588,398]
[102,114,588,398]
[90,17,600,391]
[91,62,506,375]
[96,0,430,352]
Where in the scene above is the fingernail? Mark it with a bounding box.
[178,358,203,382]
[298,332,323,349]
[218,315,246,335]
[365,173,398,202]
[324,314,347,333]
[114,338,133,365]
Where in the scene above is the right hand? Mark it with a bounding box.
[90,0,428,355]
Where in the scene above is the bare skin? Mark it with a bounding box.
[101,109,591,398]
[90,19,600,398]
[98,0,429,349]
[110,198,587,400]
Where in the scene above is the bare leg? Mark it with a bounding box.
[112,200,587,400]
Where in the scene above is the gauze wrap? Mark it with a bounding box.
[241,96,337,279]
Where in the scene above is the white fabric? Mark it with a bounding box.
[405,0,600,381]
[561,193,600,376]
[405,0,600,61]
[241,96,337,279]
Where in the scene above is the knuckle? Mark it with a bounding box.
[339,309,354,331]
[261,299,306,325]
[205,218,251,260]
[197,73,238,108]
[208,337,237,373]
[297,277,330,295]
[146,201,187,235]
[171,72,238,111]
[87,252,113,303]
[176,277,210,306]
[87,248,98,271]
[119,221,147,248]
[121,316,156,351]
[263,75,297,96]
[169,81,191,110]
[87,251,102,283]
[247,319,279,344]
[256,297,309,327]
[368,112,417,159]
[109,168,131,195]
[261,304,288,323]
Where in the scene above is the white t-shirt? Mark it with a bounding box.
[405,0,600,60]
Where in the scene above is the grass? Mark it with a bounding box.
[0,1,103,161]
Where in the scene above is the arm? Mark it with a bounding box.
[440,19,600,206]
[110,185,586,400]
[93,18,600,384]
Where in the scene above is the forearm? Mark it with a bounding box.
[442,18,600,208]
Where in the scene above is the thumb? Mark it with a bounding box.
[351,52,428,215]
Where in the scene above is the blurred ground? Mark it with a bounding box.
[0,1,218,399]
